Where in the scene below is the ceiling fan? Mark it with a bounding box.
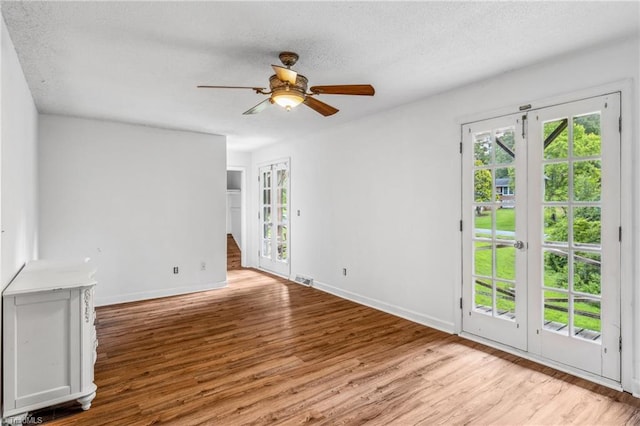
[197,51,375,116]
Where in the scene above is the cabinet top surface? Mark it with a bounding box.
[4,259,97,296]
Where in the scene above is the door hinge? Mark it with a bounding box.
[619,226,622,242]
[459,220,463,232]
[459,142,463,154]
[619,117,622,133]
[459,297,463,309]
[258,211,261,219]
[619,336,622,352]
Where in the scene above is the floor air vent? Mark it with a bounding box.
[294,275,313,287]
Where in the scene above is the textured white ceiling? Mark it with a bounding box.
[2,1,639,151]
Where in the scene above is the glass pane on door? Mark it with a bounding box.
[574,297,601,340]
[540,111,603,342]
[471,125,518,321]
[275,165,289,263]
[260,168,273,259]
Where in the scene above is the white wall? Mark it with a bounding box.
[1,14,39,411]
[38,115,227,306]
[1,17,38,287]
[250,37,639,389]
[252,100,459,331]
[227,150,251,169]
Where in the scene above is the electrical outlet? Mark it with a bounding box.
[173,266,179,274]
[200,262,206,271]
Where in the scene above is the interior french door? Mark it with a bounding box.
[462,93,621,381]
[258,160,290,277]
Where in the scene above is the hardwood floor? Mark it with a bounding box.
[227,234,241,270]
[36,268,640,425]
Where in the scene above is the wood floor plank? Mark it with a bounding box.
[34,268,640,425]
[227,234,241,270]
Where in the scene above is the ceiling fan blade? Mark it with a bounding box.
[303,96,339,117]
[271,65,298,85]
[243,98,272,115]
[198,85,266,92]
[309,84,375,96]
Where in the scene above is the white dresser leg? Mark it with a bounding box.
[77,391,96,411]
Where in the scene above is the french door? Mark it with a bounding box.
[258,160,290,277]
[462,113,528,350]
[462,93,621,381]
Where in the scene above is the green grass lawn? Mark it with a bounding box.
[474,208,515,232]
[474,242,515,280]
[473,207,601,334]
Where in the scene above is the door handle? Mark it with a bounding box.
[513,240,525,250]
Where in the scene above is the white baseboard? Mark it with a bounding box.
[632,379,640,398]
[312,280,455,334]
[95,280,228,306]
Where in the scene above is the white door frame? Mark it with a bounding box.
[456,80,634,393]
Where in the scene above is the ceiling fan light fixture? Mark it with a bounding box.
[272,89,305,110]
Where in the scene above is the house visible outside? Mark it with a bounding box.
[496,177,515,208]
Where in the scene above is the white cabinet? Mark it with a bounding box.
[2,260,98,423]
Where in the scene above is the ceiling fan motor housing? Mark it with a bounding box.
[269,74,308,100]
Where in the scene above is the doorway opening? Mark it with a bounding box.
[227,168,244,270]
